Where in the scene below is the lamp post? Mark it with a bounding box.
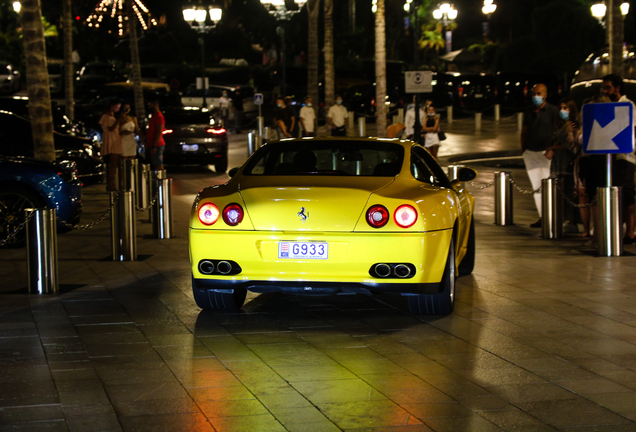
[183,3,222,109]
[433,3,457,54]
[260,0,307,96]
[404,0,423,144]
[481,0,496,37]
[12,1,20,13]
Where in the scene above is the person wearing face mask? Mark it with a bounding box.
[544,98,582,235]
[274,96,293,139]
[601,74,636,244]
[300,96,316,137]
[521,83,558,228]
[327,95,348,136]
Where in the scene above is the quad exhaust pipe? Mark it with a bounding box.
[197,259,241,276]
[217,261,232,275]
[372,263,414,279]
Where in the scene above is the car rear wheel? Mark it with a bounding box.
[0,188,45,247]
[408,238,456,315]
[458,217,475,277]
[192,276,247,311]
[214,158,228,173]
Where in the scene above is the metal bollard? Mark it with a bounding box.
[358,117,366,137]
[26,208,58,294]
[494,171,513,225]
[153,176,173,239]
[247,131,256,156]
[494,104,500,122]
[475,112,482,132]
[347,112,355,137]
[447,164,466,182]
[541,178,563,239]
[136,163,151,209]
[263,126,270,142]
[517,112,524,131]
[397,108,404,124]
[597,186,623,256]
[447,106,453,124]
[123,158,138,193]
[111,191,137,261]
[257,116,264,136]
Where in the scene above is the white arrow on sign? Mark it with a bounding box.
[587,106,630,151]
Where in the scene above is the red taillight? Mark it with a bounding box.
[458,86,464,98]
[207,128,226,135]
[366,205,389,228]
[523,85,528,97]
[198,202,220,225]
[222,203,244,226]
[394,205,418,228]
[162,129,173,135]
[371,98,376,107]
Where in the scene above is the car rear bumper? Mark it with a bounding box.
[189,229,453,290]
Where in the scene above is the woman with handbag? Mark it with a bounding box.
[423,105,441,160]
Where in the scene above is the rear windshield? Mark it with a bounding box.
[243,140,404,176]
[163,109,214,125]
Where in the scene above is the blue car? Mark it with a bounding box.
[0,156,82,246]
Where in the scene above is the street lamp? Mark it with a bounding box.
[591,2,629,24]
[12,1,20,13]
[433,3,458,54]
[182,3,223,109]
[404,0,424,144]
[481,0,496,38]
[260,0,307,96]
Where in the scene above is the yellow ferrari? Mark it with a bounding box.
[189,137,477,315]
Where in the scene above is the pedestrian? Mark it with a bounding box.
[422,105,441,160]
[544,98,581,234]
[283,96,296,137]
[146,99,166,171]
[230,87,244,134]
[327,95,348,136]
[218,89,231,128]
[274,96,293,139]
[300,95,316,137]
[601,74,636,244]
[404,101,425,141]
[521,83,559,228]
[118,103,141,161]
[99,100,123,191]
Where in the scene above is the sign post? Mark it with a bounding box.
[254,93,264,136]
[405,71,433,145]
[582,102,635,256]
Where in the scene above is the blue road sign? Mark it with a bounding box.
[582,102,635,154]
[254,93,264,105]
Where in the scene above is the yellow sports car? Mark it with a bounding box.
[189,137,477,315]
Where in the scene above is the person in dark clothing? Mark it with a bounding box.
[283,96,296,137]
[274,96,293,139]
[230,87,244,134]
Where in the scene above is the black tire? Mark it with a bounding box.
[458,217,475,277]
[192,276,247,311]
[408,238,456,315]
[214,158,228,173]
[0,188,45,247]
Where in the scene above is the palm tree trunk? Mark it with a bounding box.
[375,0,387,137]
[324,0,335,106]
[608,0,623,76]
[307,0,319,107]
[62,0,74,120]
[127,0,146,126]
[21,0,55,162]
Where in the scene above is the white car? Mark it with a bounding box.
[181,84,258,121]
[0,64,20,94]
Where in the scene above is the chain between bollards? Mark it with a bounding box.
[0,211,35,246]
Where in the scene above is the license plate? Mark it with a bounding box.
[278,242,328,259]
[182,144,198,152]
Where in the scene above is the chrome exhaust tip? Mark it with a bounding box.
[394,264,411,278]
[375,263,391,278]
[199,260,215,275]
[217,261,233,275]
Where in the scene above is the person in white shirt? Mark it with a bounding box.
[404,105,425,140]
[218,90,231,128]
[299,96,316,137]
[327,95,348,136]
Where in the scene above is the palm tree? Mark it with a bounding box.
[324,0,334,107]
[21,0,55,162]
[375,0,387,137]
[62,0,74,120]
[609,0,623,75]
[307,0,319,107]
[127,0,145,125]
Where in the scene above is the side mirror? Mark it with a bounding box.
[228,167,240,178]
[457,167,477,182]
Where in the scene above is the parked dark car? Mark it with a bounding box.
[161,107,228,172]
[0,112,104,185]
[342,83,406,121]
[0,156,82,246]
[496,72,562,112]
[75,62,124,100]
[0,63,20,94]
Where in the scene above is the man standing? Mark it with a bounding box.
[299,96,316,137]
[218,90,230,127]
[327,95,348,136]
[146,99,165,171]
[601,74,636,244]
[230,87,244,134]
[274,96,293,139]
[283,96,296,137]
[521,83,558,227]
